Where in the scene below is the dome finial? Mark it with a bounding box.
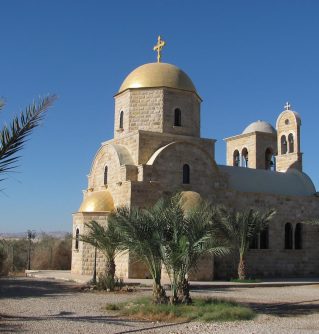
[153,35,166,63]
[284,101,291,111]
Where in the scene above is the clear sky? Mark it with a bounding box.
[1,0,318,233]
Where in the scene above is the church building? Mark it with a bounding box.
[71,37,319,280]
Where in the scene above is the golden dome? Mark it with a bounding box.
[118,63,197,94]
[79,190,115,213]
[180,191,202,213]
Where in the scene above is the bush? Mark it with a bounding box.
[105,297,255,322]
[2,233,72,273]
[0,241,8,276]
[96,274,124,291]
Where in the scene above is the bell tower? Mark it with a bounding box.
[275,102,302,172]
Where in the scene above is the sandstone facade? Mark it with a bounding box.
[71,61,319,280]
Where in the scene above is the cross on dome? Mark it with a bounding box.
[153,36,166,63]
[284,102,291,111]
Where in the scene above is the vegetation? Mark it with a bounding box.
[110,194,230,304]
[109,204,168,303]
[0,233,72,274]
[0,95,55,273]
[0,95,56,181]
[104,297,255,322]
[79,220,122,290]
[158,195,229,304]
[0,240,8,275]
[216,207,276,280]
[106,193,276,303]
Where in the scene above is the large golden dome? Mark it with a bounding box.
[79,190,115,213]
[118,62,197,94]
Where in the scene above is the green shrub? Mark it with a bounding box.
[96,274,124,291]
[105,297,255,322]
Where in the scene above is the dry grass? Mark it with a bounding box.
[104,297,255,322]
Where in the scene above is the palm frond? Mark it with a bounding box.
[79,220,121,260]
[0,95,56,178]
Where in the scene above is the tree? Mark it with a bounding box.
[112,193,230,305]
[79,220,121,289]
[160,194,229,304]
[110,204,168,304]
[216,207,276,280]
[0,240,8,276]
[27,230,36,270]
[0,95,56,181]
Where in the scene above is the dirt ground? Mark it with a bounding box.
[1,277,319,333]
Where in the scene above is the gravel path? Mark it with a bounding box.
[1,277,319,333]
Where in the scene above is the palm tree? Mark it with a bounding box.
[109,204,168,304]
[79,220,121,289]
[160,194,229,304]
[0,95,56,181]
[216,207,276,280]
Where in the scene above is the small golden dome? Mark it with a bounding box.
[180,191,202,212]
[118,62,197,94]
[79,190,115,213]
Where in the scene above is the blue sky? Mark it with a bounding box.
[1,0,318,232]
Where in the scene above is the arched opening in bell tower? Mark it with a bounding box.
[288,133,294,153]
[233,150,240,167]
[241,148,248,167]
[281,135,287,154]
[265,148,275,171]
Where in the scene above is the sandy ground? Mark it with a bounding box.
[1,277,319,333]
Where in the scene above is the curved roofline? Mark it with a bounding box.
[276,110,301,129]
[218,165,316,197]
[79,190,115,213]
[89,142,134,176]
[118,62,200,98]
[243,120,276,135]
[147,141,218,172]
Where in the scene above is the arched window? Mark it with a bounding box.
[288,133,294,153]
[119,111,124,129]
[284,223,293,249]
[265,148,275,171]
[182,164,190,184]
[233,150,240,167]
[241,148,248,167]
[260,227,269,249]
[104,165,108,185]
[174,108,181,127]
[295,223,302,249]
[75,228,79,250]
[281,135,287,154]
[249,235,258,249]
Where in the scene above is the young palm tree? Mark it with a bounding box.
[0,95,56,180]
[161,194,229,304]
[216,207,276,280]
[109,204,168,304]
[79,220,121,288]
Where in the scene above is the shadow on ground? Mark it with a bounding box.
[248,299,319,317]
[0,277,79,299]
[0,313,186,334]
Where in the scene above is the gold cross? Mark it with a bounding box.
[153,36,166,63]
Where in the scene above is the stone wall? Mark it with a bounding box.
[71,213,109,276]
[162,89,200,137]
[211,189,319,278]
[276,110,302,172]
[114,88,200,140]
[225,132,277,170]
